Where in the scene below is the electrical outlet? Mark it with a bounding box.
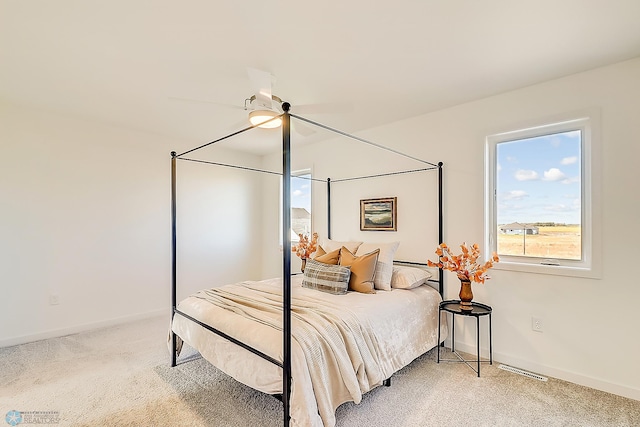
[49,294,60,305]
[531,316,543,332]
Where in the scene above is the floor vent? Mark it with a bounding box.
[499,364,548,382]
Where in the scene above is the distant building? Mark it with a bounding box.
[499,222,539,235]
[292,207,311,238]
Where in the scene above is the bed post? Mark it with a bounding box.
[281,103,292,426]
[170,151,178,367]
[437,162,444,297]
[327,178,332,239]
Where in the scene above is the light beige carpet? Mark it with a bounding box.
[1,314,639,426]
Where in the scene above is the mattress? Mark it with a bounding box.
[171,275,447,427]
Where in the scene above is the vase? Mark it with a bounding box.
[458,279,473,311]
[300,258,307,273]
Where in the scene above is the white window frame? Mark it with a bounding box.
[484,113,602,279]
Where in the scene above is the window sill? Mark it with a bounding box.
[493,260,601,279]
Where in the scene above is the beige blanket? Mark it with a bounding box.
[172,275,446,427]
[193,280,384,422]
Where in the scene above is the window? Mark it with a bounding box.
[280,170,312,245]
[485,115,601,278]
[290,171,312,242]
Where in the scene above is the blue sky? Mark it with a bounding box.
[291,174,311,212]
[497,130,581,225]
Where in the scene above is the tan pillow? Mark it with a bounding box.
[321,238,363,254]
[355,241,400,291]
[314,247,340,265]
[314,246,327,257]
[339,247,379,294]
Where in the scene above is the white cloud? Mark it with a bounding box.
[292,190,303,197]
[497,163,502,172]
[561,156,577,165]
[502,190,528,200]
[515,169,539,181]
[561,176,580,184]
[562,193,579,199]
[549,136,562,148]
[543,168,566,181]
[572,198,581,209]
[544,203,579,213]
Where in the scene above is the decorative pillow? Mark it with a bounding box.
[302,259,351,295]
[355,241,400,291]
[313,246,341,265]
[339,247,379,294]
[314,246,327,257]
[391,266,433,289]
[321,238,363,254]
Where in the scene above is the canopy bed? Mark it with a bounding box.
[169,102,446,427]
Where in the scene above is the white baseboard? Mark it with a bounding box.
[449,339,640,402]
[0,308,168,348]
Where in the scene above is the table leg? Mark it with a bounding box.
[476,316,480,377]
[489,313,493,365]
[437,308,441,363]
[451,313,455,353]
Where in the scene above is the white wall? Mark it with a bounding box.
[0,102,264,346]
[172,144,267,299]
[262,58,640,400]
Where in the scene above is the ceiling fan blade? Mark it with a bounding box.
[168,96,244,110]
[226,117,251,132]
[290,102,354,115]
[247,67,275,109]
[292,120,316,137]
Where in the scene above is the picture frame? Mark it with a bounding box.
[360,197,397,231]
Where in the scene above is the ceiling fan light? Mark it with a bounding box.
[248,109,282,128]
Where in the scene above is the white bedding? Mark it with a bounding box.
[171,275,447,427]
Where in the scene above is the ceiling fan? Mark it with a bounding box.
[243,67,285,129]
[245,94,284,128]
[243,67,322,135]
[170,67,339,136]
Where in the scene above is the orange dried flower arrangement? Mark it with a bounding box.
[427,243,499,284]
[291,232,319,259]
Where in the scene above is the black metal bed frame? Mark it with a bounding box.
[169,102,444,426]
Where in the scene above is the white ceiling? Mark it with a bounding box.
[2,1,640,154]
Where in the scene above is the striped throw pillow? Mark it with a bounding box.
[302,258,351,295]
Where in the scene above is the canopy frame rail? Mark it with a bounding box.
[290,113,439,168]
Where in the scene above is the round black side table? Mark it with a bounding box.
[437,300,493,377]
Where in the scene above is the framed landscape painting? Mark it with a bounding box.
[360,197,397,231]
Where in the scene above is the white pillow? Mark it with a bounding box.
[355,241,399,291]
[321,238,363,254]
[391,266,433,289]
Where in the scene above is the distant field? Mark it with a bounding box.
[497,225,581,260]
